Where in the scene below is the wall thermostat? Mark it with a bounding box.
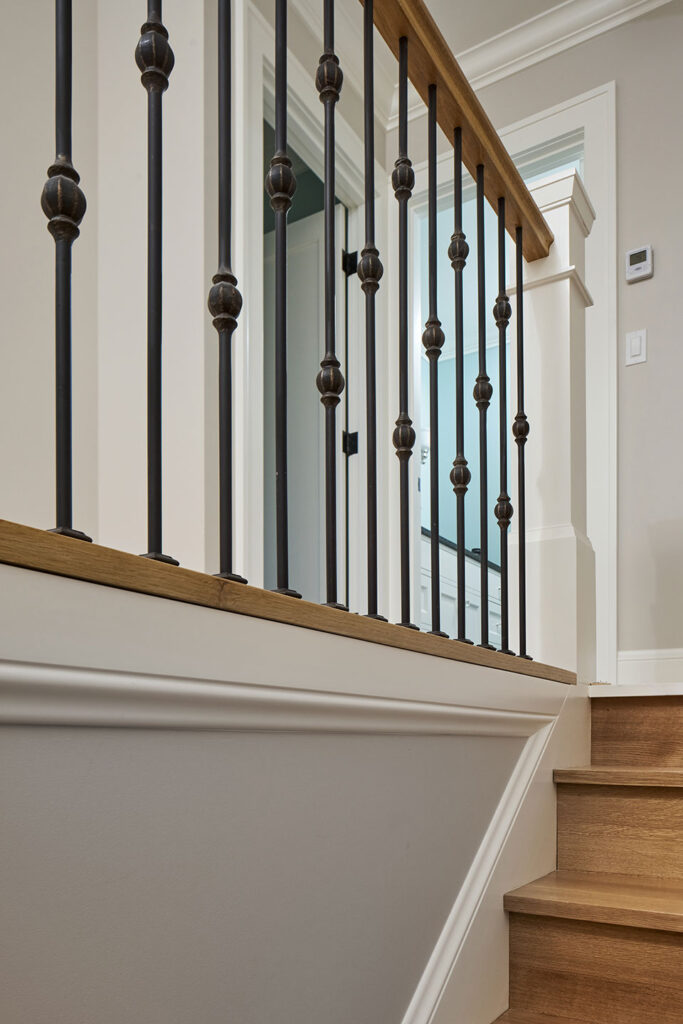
[625,245,653,283]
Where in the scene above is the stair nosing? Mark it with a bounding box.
[504,869,683,933]
[553,766,683,787]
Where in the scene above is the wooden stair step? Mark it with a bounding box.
[554,766,683,786]
[504,869,683,932]
[495,1013,589,1023]
[592,696,683,767]
[508,912,683,1023]
[557,782,683,879]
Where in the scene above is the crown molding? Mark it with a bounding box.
[458,0,674,91]
[386,0,673,130]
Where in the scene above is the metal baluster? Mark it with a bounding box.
[494,198,513,653]
[41,0,91,542]
[423,85,446,636]
[357,0,385,620]
[316,0,345,608]
[474,165,494,648]
[265,0,300,597]
[136,1,178,564]
[514,226,531,659]
[392,37,417,629]
[448,128,471,643]
[208,0,246,582]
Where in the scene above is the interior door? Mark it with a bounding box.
[263,206,347,604]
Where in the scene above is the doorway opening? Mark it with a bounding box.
[262,121,349,604]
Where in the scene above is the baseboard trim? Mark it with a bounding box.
[617,647,683,686]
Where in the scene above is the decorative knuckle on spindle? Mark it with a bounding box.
[393,414,416,460]
[513,412,530,444]
[493,293,512,328]
[208,270,243,335]
[473,374,493,409]
[135,19,174,92]
[392,156,414,200]
[357,246,383,294]
[315,52,343,103]
[450,455,471,496]
[316,356,345,408]
[41,160,86,243]
[448,230,469,272]
[422,316,445,358]
[265,151,296,213]
[495,492,514,527]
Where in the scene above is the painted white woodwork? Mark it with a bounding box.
[508,169,596,682]
[499,85,617,684]
[0,562,588,1024]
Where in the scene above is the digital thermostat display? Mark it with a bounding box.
[625,245,653,283]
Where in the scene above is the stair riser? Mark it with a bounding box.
[509,914,683,1024]
[557,784,683,879]
[592,697,683,767]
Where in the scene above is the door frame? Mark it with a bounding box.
[499,82,617,684]
[399,82,616,674]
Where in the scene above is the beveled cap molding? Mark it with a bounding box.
[530,168,596,238]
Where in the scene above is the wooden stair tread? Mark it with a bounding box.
[504,869,683,932]
[495,1013,588,1024]
[554,766,683,786]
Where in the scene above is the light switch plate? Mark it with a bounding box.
[625,329,647,366]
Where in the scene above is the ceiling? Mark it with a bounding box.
[425,0,565,54]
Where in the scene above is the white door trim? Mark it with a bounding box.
[499,83,618,684]
[396,83,617,678]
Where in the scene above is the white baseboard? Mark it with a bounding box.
[617,648,683,686]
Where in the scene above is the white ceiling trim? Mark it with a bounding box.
[385,0,673,129]
[457,0,674,91]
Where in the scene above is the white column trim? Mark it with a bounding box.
[520,265,594,308]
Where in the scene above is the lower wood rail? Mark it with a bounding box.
[0,520,575,685]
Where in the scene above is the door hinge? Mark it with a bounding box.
[342,250,358,276]
[342,430,359,456]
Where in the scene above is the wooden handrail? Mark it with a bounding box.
[366,0,554,261]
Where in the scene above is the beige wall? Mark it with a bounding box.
[0,725,522,1024]
[474,2,683,655]
[0,0,98,535]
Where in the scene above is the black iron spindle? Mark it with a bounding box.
[41,0,91,542]
[316,0,345,608]
[514,225,531,659]
[448,128,471,643]
[357,0,385,620]
[474,164,494,648]
[208,0,246,583]
[136,1,178,564]
[392,36,417,629]
[494,198,513,653]
[423,85,446,636]
[265,0,300,596]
